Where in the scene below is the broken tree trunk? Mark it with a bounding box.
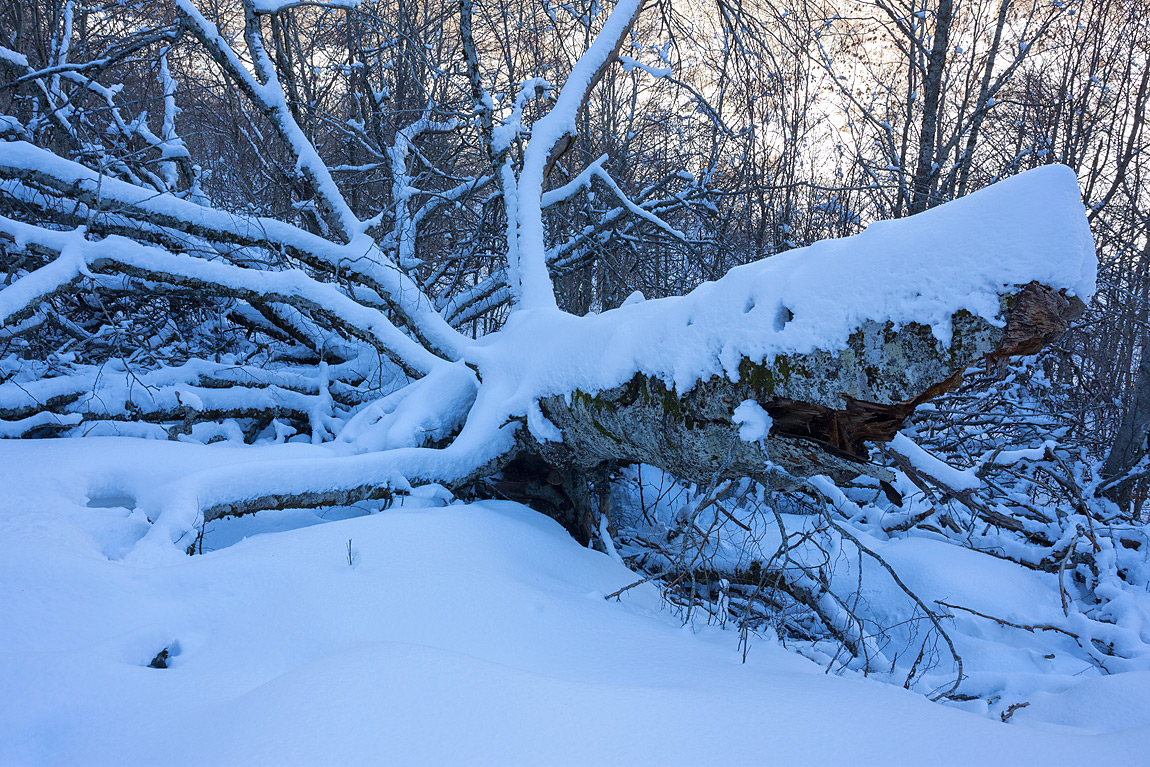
[446,167,1097,540]
[500,282,1083,538]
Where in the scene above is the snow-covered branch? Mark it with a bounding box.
[0,141,469,361]
[507,0,647,310]
[0,217,444,377]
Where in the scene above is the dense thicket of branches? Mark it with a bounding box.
[1,0,1148,697]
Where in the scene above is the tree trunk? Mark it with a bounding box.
[910,0,954,215]
[1101,351,1150,507]
[501,282,1084,534]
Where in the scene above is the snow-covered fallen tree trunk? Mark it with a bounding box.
[458,167,1091,537]
[0,162,1094,554]
[0,0,1095,555]
[530,280,1083,486]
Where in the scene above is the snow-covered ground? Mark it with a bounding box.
[1,438,1148,766]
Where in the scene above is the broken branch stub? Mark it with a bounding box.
[530,282,1084,486]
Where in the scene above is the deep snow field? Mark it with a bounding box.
[2,438,1149,766]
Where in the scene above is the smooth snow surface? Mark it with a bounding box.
[1,439,1146,766]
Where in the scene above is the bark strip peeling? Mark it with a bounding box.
[530,282,1084,486]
